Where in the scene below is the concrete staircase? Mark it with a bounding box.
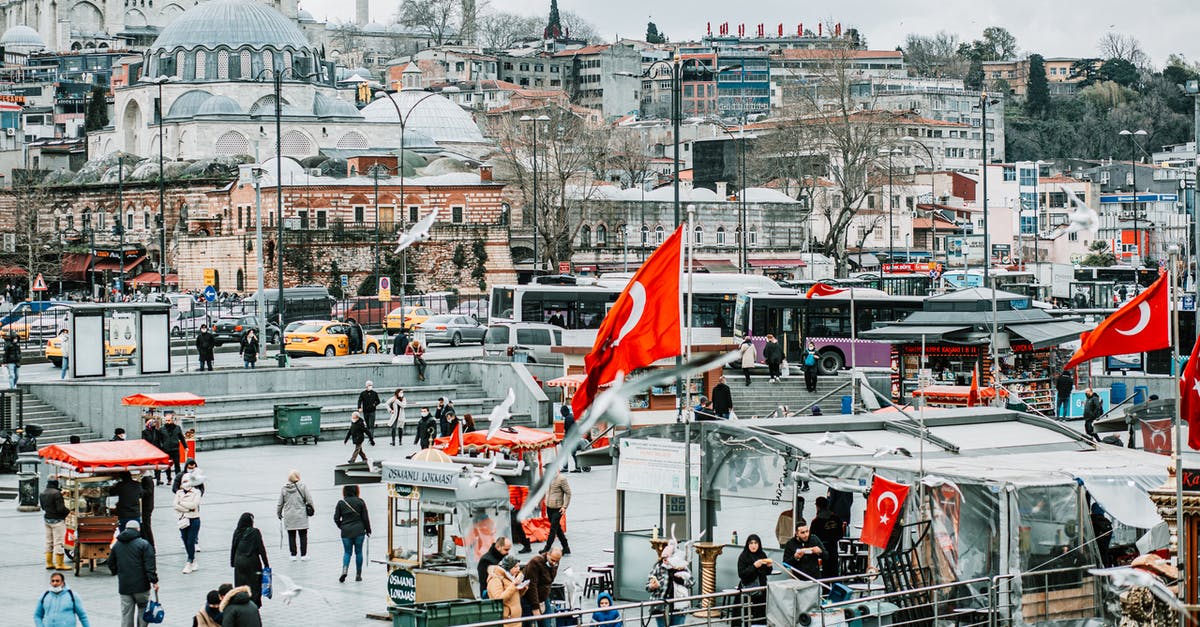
[725,371,867,417]
[10,393,104,444]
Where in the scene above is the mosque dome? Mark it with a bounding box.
[166,90,215,119]
[150,0,310,51]
[297,9,316,22]
[359,91,485,144]
[363,22,386,33]
[195,95,243,116]
[313,92,362,118]
[1,25,44,51]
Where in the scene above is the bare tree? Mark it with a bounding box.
[1098,31,1150,68]
[397,0,460,45]
[609,128,653,190]
[476,11,542,50]
[902,31,967,78]
[4,177,62,293]
[328,22,362,54]
[559,11,598,43]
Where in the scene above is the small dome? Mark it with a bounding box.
[351,67,373,79]
[297,9,315,21]
[360,90,484,144]
[150,0,310,51]
[1,25,44,49]
[166,90,215,119]
[312,91,362,118]
[195,94,242,116]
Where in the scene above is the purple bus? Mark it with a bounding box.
[733,289,924,374]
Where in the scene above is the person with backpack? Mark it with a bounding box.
[229,512,270,607]
[803,342,819,393]
[34,572,90,627]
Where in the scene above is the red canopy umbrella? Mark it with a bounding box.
[121,392,206,407]
[433,425,558,454]
[39,440,171,473]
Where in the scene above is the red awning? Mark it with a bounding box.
[91,255,148,273]
[747,258,807,268]
[433,425,558,453]
[121,392,206,407]
[61,253,92,281]
[38,440,171,473]
[129,272,179,286]
[0,265,27,276]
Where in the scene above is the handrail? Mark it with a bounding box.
[452,585,767,627]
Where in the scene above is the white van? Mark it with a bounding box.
[482,322,564,365]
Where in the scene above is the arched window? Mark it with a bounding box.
[596,224,607,246]
[655,225,665,244]
[735,226,742,245]
[579,224,591,248]
[749,227,758,246]
[125,210,133,231]
[716,226,726,246]
[143,210,151,230]
[262,50,274,76]
[217,50,229,79]
[239,50,251,78]
[693,224,703,244]
[194,50,206,79]
[640,225,648,245]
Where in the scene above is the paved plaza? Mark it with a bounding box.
[2,437,619,625]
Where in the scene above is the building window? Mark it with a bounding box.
[1099,170,1110,185]
[353,206,364,223]
[451,206,464,223]
[1020,215,1036,234]
[716,226,726,246]
[1019,167,1037,187]
[693,224,703,244]
[409,206,419,222]
[316,210,327,229]
[298,210,309,229]
[596,224,607,246]
[126,211,134,230]
[640,225,648,245]
[1068,231,1078,241]
[748,227,758,246]
[580,225,591,247]
[655,225,665,244]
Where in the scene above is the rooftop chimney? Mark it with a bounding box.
[716,181,728,199]
[479,165,493,181]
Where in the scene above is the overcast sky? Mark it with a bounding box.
[300,0,1200,67]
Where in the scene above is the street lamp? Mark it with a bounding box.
[1119,129,1148,266]
[974,93,1000,282]
[115,152,126,299]
[902,137,938,270]
[138,75,175,295]
[519,114,550,273]
[878,147,903,268]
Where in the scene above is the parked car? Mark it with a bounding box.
[385,306,435,334]
[449,299,489,321]
[284,320,380,357]
[417,315,486,346]
[4,304,70,340]
[332,297,390,327]
[213,315,279,346]
[482,322,564,365]
[170,308,213,337]
[0,300,67,327]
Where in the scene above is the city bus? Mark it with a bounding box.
[733,289,925,374]
[849,272,935,297]
[488,273,781,338]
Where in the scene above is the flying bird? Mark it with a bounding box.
[487,388,516,439]
[873,446,913,458]
[469,456,500,488]
[1060,185,1099,234]
[519,351,739,519]
[815,432,864,448]
[395,207,439,253]
[272,571,333,606]
[1089,566,1186,612]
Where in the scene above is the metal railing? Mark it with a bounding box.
[454,587,767,627]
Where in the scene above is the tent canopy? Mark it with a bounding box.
[121,392,206,407]
[39,440,171,473]
[435,425,558,453]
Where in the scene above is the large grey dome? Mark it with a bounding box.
[151,0,311,51]
[195,95,242,116]
[166,90,215,118]
[1,25,44,49]
[359,90,485,144]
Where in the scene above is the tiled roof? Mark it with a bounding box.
[552,44,610,57]
[779,49,903,60]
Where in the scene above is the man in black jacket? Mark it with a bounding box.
[344,411,374,464]
[3,330,20,388]
[782,522,825,582]
[108,471,144,531]
[109,520,158,627]
[811,497,844,578]
[476,537,511,597]
[711,376,733,419]
[1082,388,1103,439]
[347,318,365,354]
[357,380,382,434]
[763,335,785,383]
[414,408,437,449]
[40,478,71,571]
[195,324,216,371]
[1055,371,1074,419]
[159,413,186,484]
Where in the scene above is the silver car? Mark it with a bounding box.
[417,315,486,346]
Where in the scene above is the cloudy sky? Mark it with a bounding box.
[300,0,1200,67]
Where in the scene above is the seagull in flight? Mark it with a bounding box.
[395,207,439,253]
[487,388,516,439]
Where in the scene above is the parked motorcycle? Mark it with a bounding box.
[16,424,42,453]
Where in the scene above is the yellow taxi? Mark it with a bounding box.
[45,334,136,367]
[284,320,381,357]
[385,306,435,334]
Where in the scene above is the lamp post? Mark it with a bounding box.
[1119,129,1148,266]
[975,93,1000,282]
[139,75,174,295]
[519,115,550,274]
[879,147,903,269]
[903,137,937,269]
[116,152,125,298]
[1185,79,1200,332]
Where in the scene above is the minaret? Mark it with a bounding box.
[543,0,561,39]
[459,0,475,44]
[355,0,368,26]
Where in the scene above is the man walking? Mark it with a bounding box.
[561,404,579,472]
[158,413,186,484]
[195,324,216,372]
[1082,388,1103,440]
[40,478,72,571]
[523,548,561,627]
[357,380,382,434]
[58,329,70,379]
[108,471,144,531]
[344,411,375,463]
[763,335,784,383]
[3,330,20,388]
[109,520,158,627]
[711,376,733,419]
[1055,370,1074,419]
[414,407,437,449]
[542,471,571,555]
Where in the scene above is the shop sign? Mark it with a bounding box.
[1182,469,1200,491]
[381,461,460,488]
[387,567,417,605]
[615,438,700,496]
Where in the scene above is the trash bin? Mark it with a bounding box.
[1134,385,1149,405]
[841,395,853,415]
[17,470,38,511]
[1110,382,1127,405]
[275,353,289,368]
[273,404,321,444]
[390,600,502,627]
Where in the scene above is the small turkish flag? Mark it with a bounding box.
[967,365,980,407]
[435,422,462,456]
[1064,273,1170,371]
[572,226,684,417]
[805,283,847,298]
[1140,418,1174,455]
[861,475,910,549]
[1181,336,1200,450]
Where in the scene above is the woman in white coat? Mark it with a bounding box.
[384,389,407,446]
[738,337,756,386]
[277,470,314,560]
[173,475,202,573]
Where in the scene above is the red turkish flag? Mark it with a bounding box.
[572,226,683,417]
[861,475,910,549]
[1063,273,1170,371]
[967,366,980,407]
[1140,418,1174,455]
[435,422,462,456]
[805,283,847,298]
[1181,336,1200,450]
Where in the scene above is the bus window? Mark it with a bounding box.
[492,288,514,319]
[781,308,794,332]
[520,295,544,324]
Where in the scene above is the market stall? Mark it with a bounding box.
[38,440,170,575]
[121,392,205,460]
[910,384,1009,408]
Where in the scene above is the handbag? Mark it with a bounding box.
[261,566,273,599]
[143,591,165,624]
[177,515,191,530]
[303,490,315,517]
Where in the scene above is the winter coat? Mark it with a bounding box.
[591,592,623,627]
[523,553,558,606]
[141,426,162,449]
[739,341,756,368]
[159,423,185,458]
[173,487,202,519]
[711,383,733,415]
[344,419,374,446]
[40,484,69,521]
[812,509,845,550]
[2,337,19,365]
[173,470,206,495]
[334,496,371,539]
[240,336,259,363]
[646,560,692,613]
[33,585,90,627]
[193,606,222,627]
[219,586,262,627]
[414,413,437,448]
[486,565,524,627]
[386,395,407,427]
[195,331,216,360]
[1082,394,1104,422]
[108,527,158,595]
[1055,373,1073,397]
[277,481,313,530]
[230,527,269,572]
[545,475,571,510]
[108,477,144,521]
[139,476,156,547]
[358,389,381,413]
[782,535,825,581]
[477,545,505,596]
[762,341,784,366]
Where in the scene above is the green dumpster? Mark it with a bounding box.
[390,599,503,627]
[273,404,321,444]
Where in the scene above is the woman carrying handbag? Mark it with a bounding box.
[277,470,314,561]
[384,389,407,446]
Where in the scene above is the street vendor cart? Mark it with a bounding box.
[37,440,170,576]
[121,392,205,460]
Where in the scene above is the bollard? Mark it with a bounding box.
[17,471,38,512]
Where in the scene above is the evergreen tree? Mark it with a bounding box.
[965,57,985,91]
[1025,54,1049,116]
[543,0,561,39]
[84,87,108,132]
[645,22,666,44]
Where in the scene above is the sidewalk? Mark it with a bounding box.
[1,437,616,625]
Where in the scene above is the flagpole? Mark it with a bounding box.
[1170,245,1186,613]
[685,207,696,541]
[850,287,857,412]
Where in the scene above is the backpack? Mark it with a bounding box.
[40,589,77,616]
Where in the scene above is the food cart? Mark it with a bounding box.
[121,392,206,461]
[381,458,513,604]
[910,384,1009,408]
[37,440,171,576]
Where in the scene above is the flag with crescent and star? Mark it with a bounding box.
[805,283,847,298]
[861,474,910,549]
[1140,418,1173,456]
[1180,336,1200,451]
[1063,273,1170,372]
[572,225,684,417]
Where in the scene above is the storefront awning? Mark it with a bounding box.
[91,255,147,273]
[697,259,739,272]
[860,324,970,342]
[61,253,91,281]
[1007,321,1090,349]
[129,272,179,286]
[747,258,807,268]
